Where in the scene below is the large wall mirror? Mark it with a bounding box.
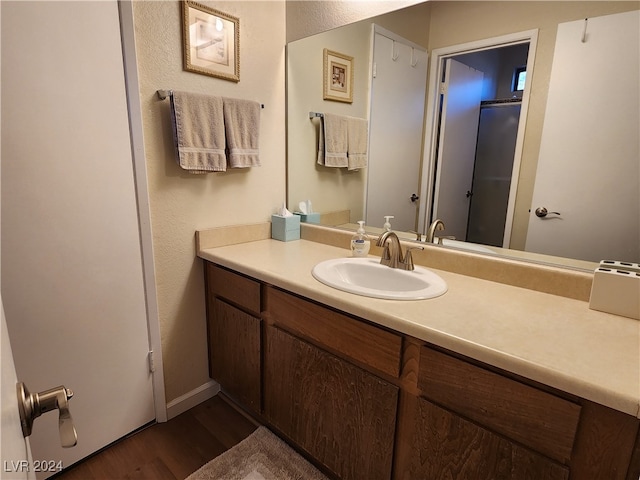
[286,1,639,271]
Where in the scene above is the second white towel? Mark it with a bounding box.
[347,116,368,170]
[223,98,261,168]
[317,113,348,167]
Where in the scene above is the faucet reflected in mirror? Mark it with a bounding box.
[425,219,445,244]
[286,1,639,270]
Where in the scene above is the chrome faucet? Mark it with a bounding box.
[426,219,445,243]
[376,231,423,270]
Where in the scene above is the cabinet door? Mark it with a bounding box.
[408,396,569,480]
[418,346,580,463]
[209,298,261,412]
[265,326,398,480]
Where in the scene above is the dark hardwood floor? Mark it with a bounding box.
[54,394,258,480]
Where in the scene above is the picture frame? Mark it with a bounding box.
[323,49,353,103]
[182,1,239,82]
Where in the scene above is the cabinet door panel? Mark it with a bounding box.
[210,298,261,412]
[418,346,580,463]
[571,401,640,480]
[409,397,569,480]
[265,326,398,480]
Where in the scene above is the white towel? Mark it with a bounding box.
[170,91,226,173]
[347,116,369,170]
[317,113,348,167]
[223,98,261,168]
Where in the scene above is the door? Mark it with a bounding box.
[407,397,569,479]
[265,326,398,480]
[432,59,484,240]
[525,11,640,262]
[2,297,35,480]
[466,103,521,247]
[366,28,427,232]
[1,1,156,475]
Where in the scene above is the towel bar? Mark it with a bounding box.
[309,112,324,119]
[156,89,264,108]
[156,89,172,100]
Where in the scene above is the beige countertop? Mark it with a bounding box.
[198,236,640,418]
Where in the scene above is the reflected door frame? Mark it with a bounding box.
[419,29,538,248]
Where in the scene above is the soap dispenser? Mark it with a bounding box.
[383,216,394,232]
[351,221,371,257]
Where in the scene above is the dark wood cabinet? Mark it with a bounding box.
[203,260,640,480]
[206,264,261,413]
[265,286,402,378]
[264,326,398,480]
[401,345,577,479]
[209,298,261,412]
[407,396,569,480]
[417,346,581,464]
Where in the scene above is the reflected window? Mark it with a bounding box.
[513,66,526,91]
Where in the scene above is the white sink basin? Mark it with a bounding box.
[312,257,447,300]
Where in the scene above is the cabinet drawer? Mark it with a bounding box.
[418,346,581,464]
[265,286,402,378]
[207,263,261,315]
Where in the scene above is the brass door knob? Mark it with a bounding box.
[17,382,78,448]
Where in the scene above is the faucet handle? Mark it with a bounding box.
[409,230,422,242]
[437,235,456,246]
[403,246,424,270]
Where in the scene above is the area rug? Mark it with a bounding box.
[185,426,329,480]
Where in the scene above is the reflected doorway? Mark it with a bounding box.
[421,31,537,248]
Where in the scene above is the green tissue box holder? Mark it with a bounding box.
[294,212,321,224]
[271,214,300,242]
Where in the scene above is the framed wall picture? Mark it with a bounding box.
[182,1,240,82]
[323,49,353,103]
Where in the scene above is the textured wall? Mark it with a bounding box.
[286,0,423,42]
[133,1,286,403]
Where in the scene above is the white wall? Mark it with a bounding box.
[133,1,286,403]
[287,21,370,221]
[286,0,423,42]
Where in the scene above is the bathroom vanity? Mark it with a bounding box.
[197,225,640,480]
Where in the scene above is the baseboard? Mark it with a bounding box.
[165,379,220,420]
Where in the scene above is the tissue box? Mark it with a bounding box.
[271,214,300,242]
[294,212,321,224]
[589,264,640,320]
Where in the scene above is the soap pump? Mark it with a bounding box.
[351,221,371,257]
[383,216,394,232]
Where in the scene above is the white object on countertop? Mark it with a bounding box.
[589,261,640,320]
[351,220,371,257]
[277,202,294,217]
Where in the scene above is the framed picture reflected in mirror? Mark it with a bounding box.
[323,49,353,103]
